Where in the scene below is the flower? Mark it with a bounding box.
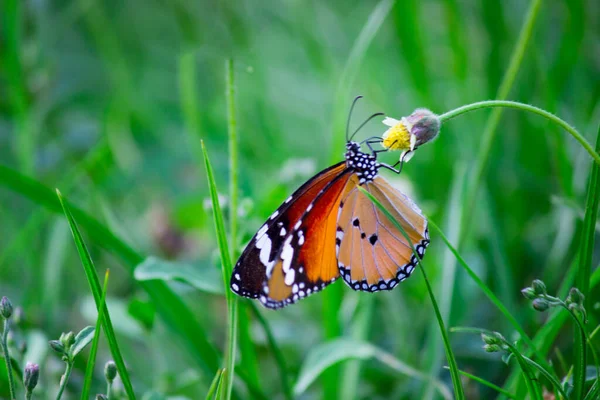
[24,362,40,393]
[381,108,440,162]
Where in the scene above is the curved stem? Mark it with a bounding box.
[2,320,16,400]
[55,362,73,400]
[439,100,600,166]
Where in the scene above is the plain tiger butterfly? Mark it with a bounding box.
[231,97,430,309]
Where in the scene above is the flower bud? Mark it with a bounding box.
[96,395,108,400]
[483,344,501,353]
[49,340,65,355]
[23,362,40,392]
[532,280,547,296]
[60,331,75,348]
[566,288,584,306]
[0,296,13,319]
[521,287,537,300]
[532,298,550,312]
[405,108,440,148]
[104,361,117,383]
[481,333,500,345]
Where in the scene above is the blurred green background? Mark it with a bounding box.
[1,0,599,399]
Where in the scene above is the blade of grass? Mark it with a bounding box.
[359,187,465,400]
[0,165,221,377]
[577,123,600,305]
[56,190,136,400]
[573,119,599,399]
[81,269,110,400]
[226,59,260,393]
[205,368,225,400]
[201,142,238,400]
[446,368,517,399]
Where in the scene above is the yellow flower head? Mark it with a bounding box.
[381,117,414,151]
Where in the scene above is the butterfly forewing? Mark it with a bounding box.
[336,176,429,291]
[231,162,348,306]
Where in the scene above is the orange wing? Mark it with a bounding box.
[336,176,429,291]
[231,162,351,308]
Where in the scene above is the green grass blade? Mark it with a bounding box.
[226,58,260,393]
[81,269,110,400]
[448,368,516,399]
[0,164,221,377]
[56,190,136,400]
[359,187,465,400]
[523,357,568,400]
[205,368,225,400]
[201,141,238,400]
[573,124,600,399]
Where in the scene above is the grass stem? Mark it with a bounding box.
[1,319,16,400]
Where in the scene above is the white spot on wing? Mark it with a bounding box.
[232,283,239,291]
[281,236,294,273]
[270,210,279,220]
[284,268,295,286]
[257,224,268,238]
[285,196,293,203]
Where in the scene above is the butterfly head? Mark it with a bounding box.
[345,141,379,184]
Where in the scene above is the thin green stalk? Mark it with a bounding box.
[81,270,110,400]
[55,361,73,400]
[577,124,600,303]
[205,369,225,400]
[359,187,465,400]
[227,59,238,259]
[201,142,237,400]
[438,100,600,166]
[1,319,16,400]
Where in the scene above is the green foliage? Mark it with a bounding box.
[0,0,599,399]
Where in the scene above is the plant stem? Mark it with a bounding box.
[55,362,73,400]
[438,100,600,166]
[107,381,113,399]
[1,319,16,400]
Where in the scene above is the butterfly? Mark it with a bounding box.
[231,97,430,309]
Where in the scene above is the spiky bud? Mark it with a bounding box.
[49,340,65,355]
[104,361,117,383]
[521,287,537,300]
[532,298,550,312]
[23,362,40,393]
[483,344,502,353]
[0,296,13,319]
[532,280,547,296]
[566,288,584,306]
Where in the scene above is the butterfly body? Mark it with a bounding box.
[231,138,429,309]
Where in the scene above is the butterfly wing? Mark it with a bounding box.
[231,162,351,308]
[336,176,429,291]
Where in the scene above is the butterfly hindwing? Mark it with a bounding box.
[336,176,429,291]
[231,162,347,304]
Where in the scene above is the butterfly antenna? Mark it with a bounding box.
[346,95,364,142]
[349,112,384,142]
